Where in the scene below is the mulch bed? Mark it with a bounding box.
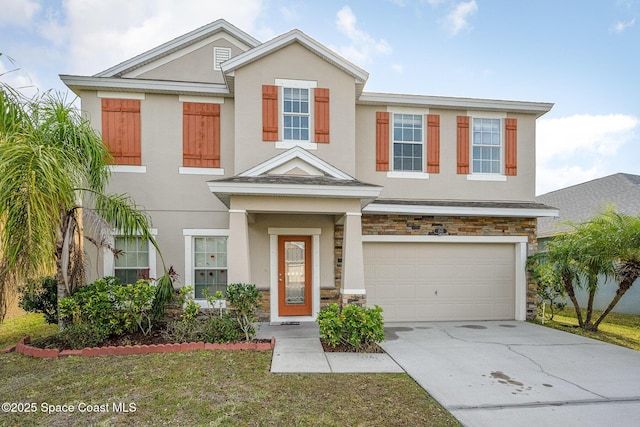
[320,339,385,353]
[31,331,270,351]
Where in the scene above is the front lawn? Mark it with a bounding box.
[532,308,640,351]
[0,315,460,426]
[0,313,57,349]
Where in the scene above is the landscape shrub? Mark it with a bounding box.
[19,276,58,324]
[58,276,158,339]
[57,323,110,350]
[203,313,243,343]
[318,303,385,351]
[225,283,262,341]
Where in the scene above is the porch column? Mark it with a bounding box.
[228,209,251,284]
[341,212,366,296]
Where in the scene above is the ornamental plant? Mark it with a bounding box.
[317,303,385,352]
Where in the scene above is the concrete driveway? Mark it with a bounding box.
[380,321,640,427]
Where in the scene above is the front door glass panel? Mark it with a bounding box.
[284,241,306,305]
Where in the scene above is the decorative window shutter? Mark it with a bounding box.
[505,118,517,176]
[262,85,279,141]
[101,98,141,165]
[456,116,470,174]
[314,88,330,143]
[183,102,221,168]
[426,114,440,173]
[376,112,390,171]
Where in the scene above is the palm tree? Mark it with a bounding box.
[533,208,640,331]
[583,209,640,330]
[0,84,170,325]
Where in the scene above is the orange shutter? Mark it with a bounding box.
[314,88,330,143]
[183,102,221,168]
[376,112,390,171]
[456,116,470,174]
[262,85,278,141]
[426,114,440,173]
[505,118,517,176]
[101,98,141,165]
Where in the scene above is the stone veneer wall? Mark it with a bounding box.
[335,215,538,320]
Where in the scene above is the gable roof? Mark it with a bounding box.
[221,29,369,96]
[95,19,260,78]
[207,147,381,207]
[536,173,640,237]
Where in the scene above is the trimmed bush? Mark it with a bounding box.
[318,303,385,351]
[19,276,58,324]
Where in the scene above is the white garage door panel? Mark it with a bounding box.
[364,242,515,322]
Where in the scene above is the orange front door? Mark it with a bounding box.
[278,236,312,316]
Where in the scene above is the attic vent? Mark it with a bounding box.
[213,47,231,70]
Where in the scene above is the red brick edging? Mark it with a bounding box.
[6,336,275,359]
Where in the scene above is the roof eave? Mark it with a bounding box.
[95,19,261,78]
[363,203,560,218]
[59,75,230,97]
[207,181,382,208]
[358,92,554,117]
[221,29,369,86]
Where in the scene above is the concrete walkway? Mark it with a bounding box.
[256,322,403,374]
[380,321,640,427]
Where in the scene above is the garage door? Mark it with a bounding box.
[364,242,515,322]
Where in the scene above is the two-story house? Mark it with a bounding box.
[61,20,557,323]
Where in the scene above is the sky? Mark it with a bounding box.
[1,0,638,195]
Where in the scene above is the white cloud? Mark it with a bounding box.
[537,164,606,196]
[280,5,299,21]
[334,6,391,66]
[0,0,41,28]
[392,63,404,73]
[611,18,635,33]
[44,0,264,75]
[443,0,477,35]
[536,114,639,194]
[0,56,39,97]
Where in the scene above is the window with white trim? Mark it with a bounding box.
[193,236,228,298]
[472,118,502,174]
[393,113,423,172]
[114,236,150,284]
[283,87,309,141]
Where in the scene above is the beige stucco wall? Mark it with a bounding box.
[232,42,358,175]
[80,90,234,284]
[355,105,537,202]
[246,214,336,291]
[127,38,246,84]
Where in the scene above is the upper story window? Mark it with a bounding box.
[262,80,329,148]
[283,87,310,141]
[393,113,423,172]
[472,118,502,174]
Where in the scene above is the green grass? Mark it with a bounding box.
[0,315,460,426]
[0,313,58,349]
[532,307,640,351]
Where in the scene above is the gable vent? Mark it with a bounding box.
[214,47,231,70]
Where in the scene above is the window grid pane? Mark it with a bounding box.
[194,236,228,298]
[393,114,423,171]
[114,236,149,284]
[283,87,310,141]
[472,118,502,174]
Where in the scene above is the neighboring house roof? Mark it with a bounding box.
[221,29,369,96]
[536,173,640,238]
[95,19,260,78]
[365,199,558,218]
